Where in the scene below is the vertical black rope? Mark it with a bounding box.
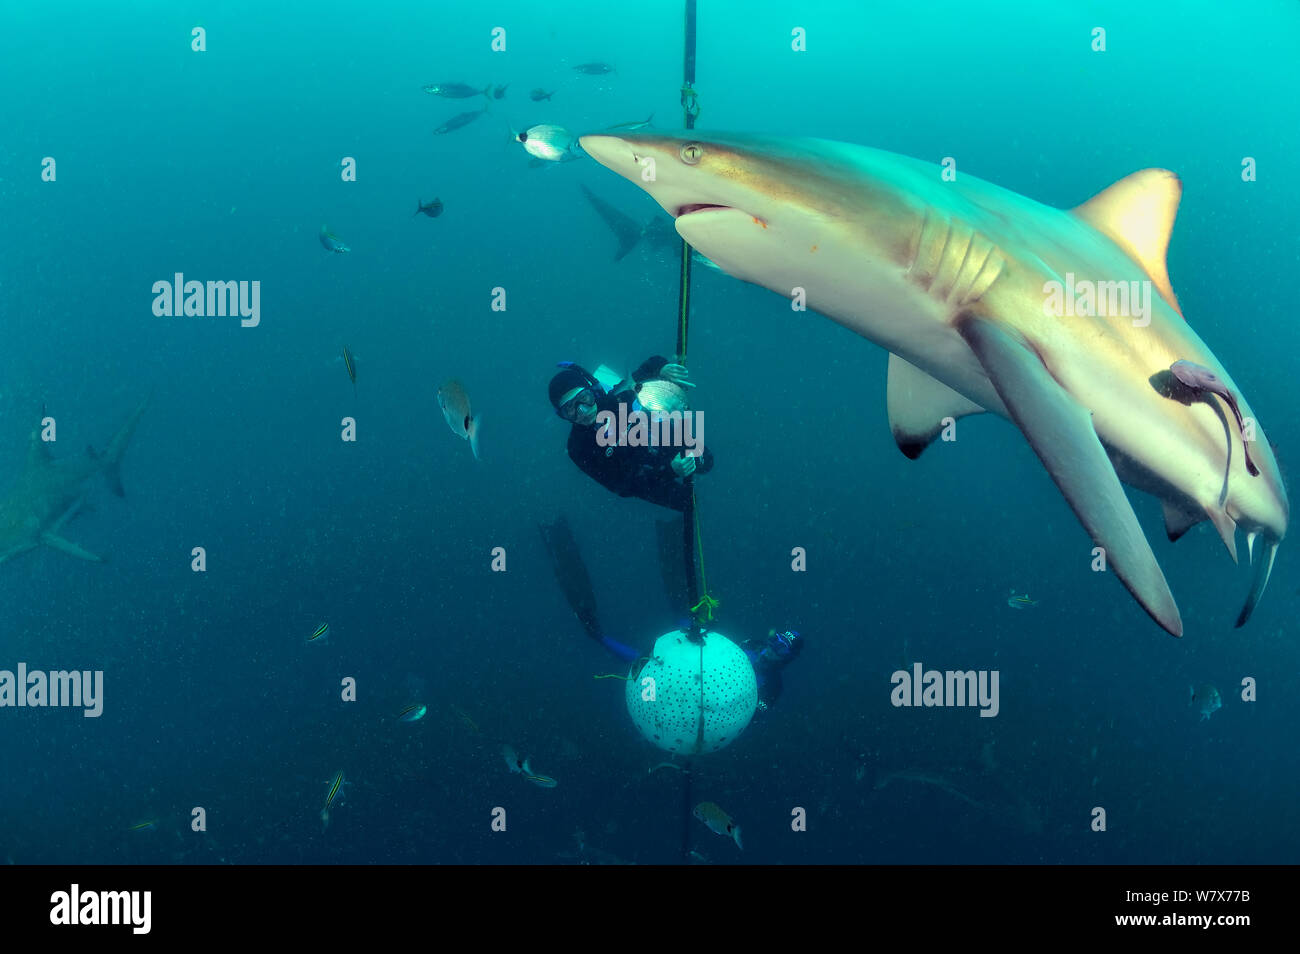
[679,0,700,867]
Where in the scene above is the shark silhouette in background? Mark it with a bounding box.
[581,131,1288,636]
[0,398,148,565]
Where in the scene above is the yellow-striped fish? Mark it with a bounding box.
[342,346,357,398]
[126,820,157,833]
[321,770,345,829]
[397,703,427,723]
[450,703,480,735]
[308,622,329,645]
[1007,591,1039,609]
[693,801,742,850]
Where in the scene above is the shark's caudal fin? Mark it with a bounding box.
[958,316,1183,637]
[98,396,150,496]
[1236,534,1279,627]
[579,184,643,261]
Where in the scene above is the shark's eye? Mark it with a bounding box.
[680,143,703,165]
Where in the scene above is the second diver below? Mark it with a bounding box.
[538,514,804,718]
[548,356,713,512]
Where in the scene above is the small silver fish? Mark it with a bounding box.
[693,801,742,850]
[572,62,615,75]
[516,124,581,163]
[437,380,481,460]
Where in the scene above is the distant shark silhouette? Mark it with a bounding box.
[580,184,719,271]
[0,398,148,564]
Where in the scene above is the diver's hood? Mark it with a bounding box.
[625,629,757,754]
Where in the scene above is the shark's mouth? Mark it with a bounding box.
[675,203,731,217]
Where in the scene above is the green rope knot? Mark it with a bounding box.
[690,593,719,623]
[680,84,700,120]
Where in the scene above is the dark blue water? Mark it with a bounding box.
[0,0,1296,864]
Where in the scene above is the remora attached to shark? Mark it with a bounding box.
[0,398,148,564]
[580,131,1288,636]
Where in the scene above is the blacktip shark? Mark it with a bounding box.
[580,131,1288,636]
[0,398,148,565]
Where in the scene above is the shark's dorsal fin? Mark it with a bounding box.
[886,353,984,459]
[1072,169,1183,317]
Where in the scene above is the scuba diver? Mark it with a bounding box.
[537,514,803,717]
[548,356,713,512]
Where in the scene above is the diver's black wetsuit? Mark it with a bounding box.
[566,356,713,512]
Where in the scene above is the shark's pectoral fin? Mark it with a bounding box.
[0,543,38,564]
[41,533,104,562]
[958,316,1183,637]
[886,353,985,459]
[1235,535,1278,628]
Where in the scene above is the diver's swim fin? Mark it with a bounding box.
[538,514,602,640]
[579,184,643,262]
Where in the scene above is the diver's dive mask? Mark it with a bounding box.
[557,387,597,423]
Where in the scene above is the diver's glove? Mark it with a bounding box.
[659,363,696,388]
[671,452,699,477]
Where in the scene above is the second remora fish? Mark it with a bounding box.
[434,108,487,135]
[437,380,481,460]
[605,113,654,132]
[580,130,1289,637]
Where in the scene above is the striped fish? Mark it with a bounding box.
[396,703,427,723]
[308,622,329,645]
[342,346,357,398]
[321,770,345,829]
